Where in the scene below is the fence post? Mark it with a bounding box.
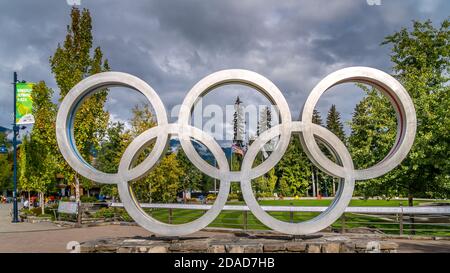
[77,203,82,226]
[290,202,294,223]
[341,213,346,234]
[399,205,404,236]
[243,210,248,230]
[168,208,173,224]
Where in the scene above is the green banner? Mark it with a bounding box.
[16,82,35,125]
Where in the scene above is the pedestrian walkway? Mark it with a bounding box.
[0,204,61,233]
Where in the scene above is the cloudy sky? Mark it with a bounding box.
[0,0,448,139]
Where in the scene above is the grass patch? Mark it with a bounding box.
[89,199,450,236]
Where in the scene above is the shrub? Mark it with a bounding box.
[206,194,216,202]
[256,192,274,198]
[94,207,132,222]
[37,213,53,218]
[80,196,98,203]
[228,193,239,201]
[187,198,199,204]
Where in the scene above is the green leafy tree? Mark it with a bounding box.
[275,136,311,197]
[18,136,32,204]
[97,122,129,199]
[176,148,203,202]
[319,105,346,197]
[252,106,276,197]
[0,133,12,195]
[380,19,450,204]
[128,104,184,203]
[253,168,277,197]
[145,153,184,203]
[21,82,59,214]
[50,7,110,201]
[348,19,450,205]
[348,85,397,198]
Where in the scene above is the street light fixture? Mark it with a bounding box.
[0,145,7,154]
[11,73,28,223]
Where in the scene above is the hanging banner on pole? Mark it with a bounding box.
[16,82,35,125]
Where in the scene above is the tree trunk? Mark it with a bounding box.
[28,191,31,210]
[311,167,316,197]
[332,178,336,196]
[408,193,415,235]
[74,174,82,225]
[315,169,320,197]
[40,192,45,215]
[74,174,80,203]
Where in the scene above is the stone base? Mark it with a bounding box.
[80,231,399,253]
[24,216,52,224]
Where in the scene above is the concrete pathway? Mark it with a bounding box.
[0,204,61,233]
[391,238,450,253]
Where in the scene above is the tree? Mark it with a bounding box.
[19,82,59,214]
[96,122,129,200]
[145,153,183,203]
[326,104,346,143]
[96,122,128,174]
[0,133,12,195]
[253,168,277,197]
[275,136,311,197]
[312,109,323,125]
[380,19,450,204]
[252,106,277,197]
[176,148,203,202]
[348,19,450,207]
[348,85,397,198]
[310,109,325,197]
[18,136,32,205]
[50,7,110,202]
[127,104,184,203]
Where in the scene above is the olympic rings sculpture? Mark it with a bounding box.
[56,67,416,236]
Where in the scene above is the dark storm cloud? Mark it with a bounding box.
[0,0,448,130]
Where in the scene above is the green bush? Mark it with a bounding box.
[187,198,199,204]
[206,194,216,202]
[228,193,239,201]
[38,213,53,218]
[80,196,98,203]
[256,192,274,198]
[94,207,132,222]
[94,207,117,218]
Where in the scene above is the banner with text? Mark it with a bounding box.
[16,82,35,125]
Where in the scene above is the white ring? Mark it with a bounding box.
[300,67,417,180]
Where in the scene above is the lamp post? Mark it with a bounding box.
[12,72,19,223]
[11,72,28,223]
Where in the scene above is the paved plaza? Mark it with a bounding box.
[1,204,449,253]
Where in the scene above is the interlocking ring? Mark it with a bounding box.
[56,67,417,236]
